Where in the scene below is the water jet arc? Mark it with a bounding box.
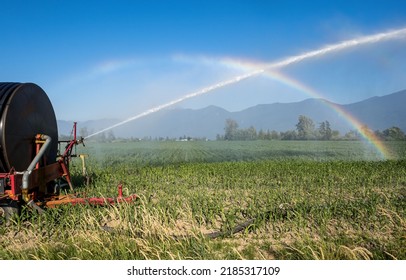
[85,27,406,147]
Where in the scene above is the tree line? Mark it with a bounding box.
[59,115,405,142]
[217,115,406,141]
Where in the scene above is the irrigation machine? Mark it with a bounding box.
[0,82,138,219]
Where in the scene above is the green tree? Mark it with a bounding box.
[270,130,279,140]
[247,126,257,140]
[332,130,340,139]
[224,119,239,140]
[296,115,315,140]
[319,120,333,140]
[382,126,405,140]
[280,130,297,140]
[345,130,359,140]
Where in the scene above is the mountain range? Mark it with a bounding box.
[58,89,406,139]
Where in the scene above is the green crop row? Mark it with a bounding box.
[80,140,406,165]
[0,141,405,259]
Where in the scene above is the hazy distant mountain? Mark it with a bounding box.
[58,118,121,137]
[58,89,406,139]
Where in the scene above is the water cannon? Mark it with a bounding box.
[0,82,137,218]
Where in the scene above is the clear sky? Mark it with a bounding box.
[1,0,406,121]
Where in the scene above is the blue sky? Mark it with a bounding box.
[1,0,406,121]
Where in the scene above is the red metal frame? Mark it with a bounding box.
[43,184,138,208]
[0,163,63,202]
[0,122,138,210]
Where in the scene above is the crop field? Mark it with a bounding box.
[1,140,405,260]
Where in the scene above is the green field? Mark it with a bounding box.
[1,140,405,260]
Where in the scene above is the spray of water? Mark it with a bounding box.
[268,27,406,68]
[85,27,406,139]
[85,69,264,139]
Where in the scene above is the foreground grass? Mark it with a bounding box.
[1,151,405,259]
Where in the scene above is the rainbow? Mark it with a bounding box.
[264,70,392,159]
[85,27,406,159]
[86,56,394,159]
[211,58,392,159]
